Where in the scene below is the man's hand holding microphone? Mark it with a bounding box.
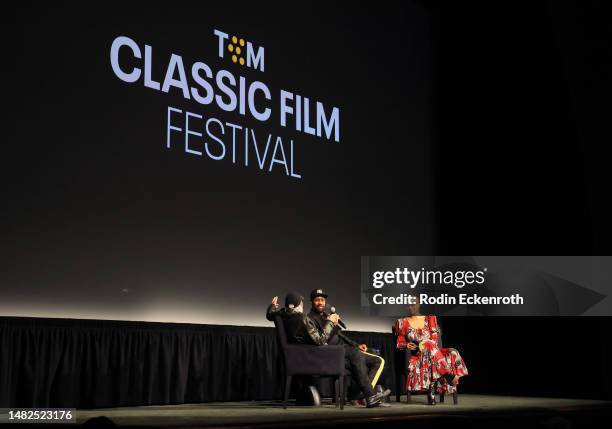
[326,313,341,325]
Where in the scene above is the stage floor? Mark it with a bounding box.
[73,395,612,428]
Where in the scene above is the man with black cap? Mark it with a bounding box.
[266,291,336,346]
[307,288,388,406]
[266,292,390,408]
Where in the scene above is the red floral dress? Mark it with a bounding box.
[395,315,468,393]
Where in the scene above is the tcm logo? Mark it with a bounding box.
[214,29,264,72]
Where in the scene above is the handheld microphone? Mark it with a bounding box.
[329,306,347,329]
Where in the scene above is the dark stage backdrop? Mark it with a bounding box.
[0,3,435,331]
[0,317,398,408]
[2,316,611,408]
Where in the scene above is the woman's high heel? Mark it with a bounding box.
[427,382,437,405]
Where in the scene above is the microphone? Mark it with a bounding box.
[329,306,347,329]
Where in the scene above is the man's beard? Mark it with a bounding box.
[312,305,324,314]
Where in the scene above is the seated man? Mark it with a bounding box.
[267,291,390,408]
[307,289,388,406]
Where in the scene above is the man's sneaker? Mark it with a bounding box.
[365,389,392,408]
[375,385,392,400]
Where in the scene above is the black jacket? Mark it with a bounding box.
[266,304,336,345]
[307,309,361,348]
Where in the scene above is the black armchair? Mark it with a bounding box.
[273,315,347,409]
[392,321,459,405]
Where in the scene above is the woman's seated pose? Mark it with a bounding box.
[395,302,468,405]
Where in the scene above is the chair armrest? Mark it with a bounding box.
[393,347,414,373]
[283,344,345,376]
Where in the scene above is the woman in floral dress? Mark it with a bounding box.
[395,307,468,404]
